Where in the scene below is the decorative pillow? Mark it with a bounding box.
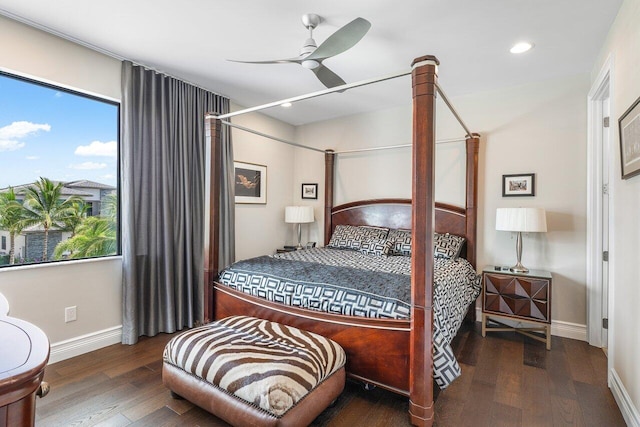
[359,238,394,256]
[434,233,465,259]
[388,229,412,256]
[328,225,390,250]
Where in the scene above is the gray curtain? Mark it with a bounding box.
[120,61,234,344]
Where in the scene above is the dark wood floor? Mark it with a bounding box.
[35,322,625,427]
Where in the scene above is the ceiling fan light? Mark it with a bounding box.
[302,59,320,69]
[510,42,534,54]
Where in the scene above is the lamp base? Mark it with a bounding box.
[296,223,303,250]
[510,231,530,273]
[509,261,529,273]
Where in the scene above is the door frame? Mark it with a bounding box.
[586,55,614,365]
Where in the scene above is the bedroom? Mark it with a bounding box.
[0,1,638,426]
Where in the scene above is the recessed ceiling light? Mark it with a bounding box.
[281,102,292,108]
[510,42,534,54]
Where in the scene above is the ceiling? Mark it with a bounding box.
[0,1,622,126]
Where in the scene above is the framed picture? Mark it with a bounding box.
[234,161,266,204]
[618,95,640,179]
[301,183,318,200]
[502,173,535,197]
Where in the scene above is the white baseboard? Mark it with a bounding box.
[610,369,640,427]
[49,325,122,364]
[550,319,587,341]
[475,307,587,341]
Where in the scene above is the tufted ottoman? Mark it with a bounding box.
[162,316,346,427]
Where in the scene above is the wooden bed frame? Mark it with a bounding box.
[204,55,480,427]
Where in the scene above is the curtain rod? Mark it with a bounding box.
[220,120,325,153]
[207,69,412,120]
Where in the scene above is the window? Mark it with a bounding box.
[0,72,119,267]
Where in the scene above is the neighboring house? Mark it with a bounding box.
[0,180,116,262]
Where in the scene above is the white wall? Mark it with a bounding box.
[0,258,122,343]
[592,0,640,422]
[292,103,468,245]
[230,104,297,260]
[294,73,590,331]
[0,15,120,100]
[465,75,589,329]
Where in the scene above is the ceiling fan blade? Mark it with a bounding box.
[227,58,302,65]
[312,64,346,89]
[306,17,371,61]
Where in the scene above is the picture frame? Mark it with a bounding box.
[301,183,318,200]
[618,95,640,179]
[234,161,267,204]
[502,173,535,197]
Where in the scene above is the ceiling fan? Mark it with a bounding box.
[229,14,371,89]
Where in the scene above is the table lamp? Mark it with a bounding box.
[496,207,547,273]
[285,206,315,249]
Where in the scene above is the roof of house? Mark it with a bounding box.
[65,180,116,190]
[1,180,115,197]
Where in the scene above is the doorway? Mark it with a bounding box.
[586,57,613,359]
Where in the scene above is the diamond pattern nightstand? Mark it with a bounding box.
[481,266,552,350]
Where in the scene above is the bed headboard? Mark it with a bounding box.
[324,136,479,267]
[327,199,474,264]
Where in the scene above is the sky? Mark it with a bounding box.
[0,73,118,189]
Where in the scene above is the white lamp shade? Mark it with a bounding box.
[496,207,547,232]
[285,206,314,224]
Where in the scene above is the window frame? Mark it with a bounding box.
[0,71,121,268]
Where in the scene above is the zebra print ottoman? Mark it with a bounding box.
[162,316,346,427]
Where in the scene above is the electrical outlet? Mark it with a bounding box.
[65,306,77,323]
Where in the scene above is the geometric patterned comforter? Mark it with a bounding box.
[217,247,480,388]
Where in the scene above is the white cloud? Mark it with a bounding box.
[69,162,107,170]
[74,140,117,157]
[54,92,63,98]
[0,140,26,152]
[0,121,50,152]
[101,174,115,180]
[26,156,39,160]
[0,121,51,139]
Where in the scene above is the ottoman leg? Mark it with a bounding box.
[170,390,184,400]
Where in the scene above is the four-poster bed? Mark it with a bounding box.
[203,55,480,426]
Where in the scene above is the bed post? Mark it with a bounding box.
[324,149,336,246]
[409,55,439,427]
[465,134,480,268]
[203,115,222,322]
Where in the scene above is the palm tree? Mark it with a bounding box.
[100,192,118,224]
[21,177,81,261]
[54,192,118,260]
[0,187,24,264]
[54,216,116,259]
[63,200,89,237]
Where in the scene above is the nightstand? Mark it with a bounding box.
[481,266,552,350]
